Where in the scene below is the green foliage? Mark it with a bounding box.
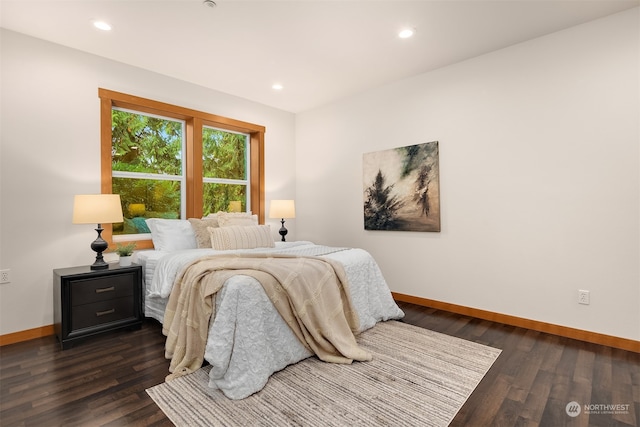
[112,178,180,215]
[202,127,248,215]
[114,242,136,256]
[202,127,246,179]
[203,183,246,216]
[112,110,182,175]
[363,170,403,230]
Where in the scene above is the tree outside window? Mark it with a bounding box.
[202,126,249,215]
[112,110,185,235]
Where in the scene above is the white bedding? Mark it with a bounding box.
[134,241,404,399]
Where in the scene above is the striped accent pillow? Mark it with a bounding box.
[208,225,275,250]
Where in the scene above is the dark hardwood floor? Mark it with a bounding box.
[1,302,638,426]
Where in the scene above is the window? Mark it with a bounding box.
[111,109,186,235]
[99,89,265,248]
[201,126,250,215]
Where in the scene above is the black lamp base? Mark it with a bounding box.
[279,218,288,242]
[90,225,110,270]
[90,259,109,270]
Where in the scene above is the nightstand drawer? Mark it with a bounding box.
[71,297,135,331]
[70,274,134,306]
[54,264,143,349]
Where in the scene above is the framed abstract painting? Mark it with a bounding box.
[363,141,440,232]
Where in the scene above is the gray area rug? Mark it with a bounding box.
[147,321,501,426]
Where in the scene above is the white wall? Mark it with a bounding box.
[295,9,640,341]
[0,30,297,335]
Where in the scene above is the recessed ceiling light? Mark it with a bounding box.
[272,83,284,91]
[93,21,112,31]
[398,28,415,39]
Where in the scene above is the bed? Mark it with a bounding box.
[133,216,404,399]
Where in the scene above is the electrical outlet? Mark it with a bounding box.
[0,269,10,284]
[578,290,590,305]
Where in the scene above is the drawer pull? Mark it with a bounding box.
[95,286,115,294]
[96,309,115,317]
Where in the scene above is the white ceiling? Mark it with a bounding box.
[2,0,638,113]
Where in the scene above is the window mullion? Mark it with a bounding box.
[188,117,203,219]
[250,131,265,224]
[112,171,182,181]
[202,178,248,186]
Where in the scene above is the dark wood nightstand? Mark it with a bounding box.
[53,263,143,350]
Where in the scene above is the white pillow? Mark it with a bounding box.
[215,211,259,227]
[145,219,197,251]
[208,225,275,250]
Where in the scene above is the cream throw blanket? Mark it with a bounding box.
[162,254,372,379]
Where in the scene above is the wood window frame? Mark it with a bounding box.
[99,88,265,249]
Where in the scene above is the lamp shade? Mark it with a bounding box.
[72,194,124,224]
[269,200,295,219]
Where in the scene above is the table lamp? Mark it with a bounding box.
[269,200,295,242]
[73,194,124,270]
